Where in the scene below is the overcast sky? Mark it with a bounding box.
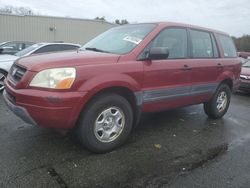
[0,0,249,36]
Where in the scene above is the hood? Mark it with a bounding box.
[0,54,19,62]
[241,67,250,76]
[15,50,121,72]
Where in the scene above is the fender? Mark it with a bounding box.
[216,70,235,84]
[78,73,142,93]
[71,73,143,122]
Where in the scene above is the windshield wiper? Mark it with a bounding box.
[85,47,110,53]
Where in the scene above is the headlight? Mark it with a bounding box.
[30,67,76,89]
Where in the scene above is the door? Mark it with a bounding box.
[140,27,193,112]
[188,29,222,102]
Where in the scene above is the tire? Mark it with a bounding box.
[204,84,231,119]
[0,70,7,93]
[76,93,133,153]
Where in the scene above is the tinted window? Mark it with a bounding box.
[218,34,237,58]
[24,42,34,48]
[60,45,79,51]
[1,42,23,51]
[151,28,188,58]
[190,30,214,58]
[33,44,62,54]
[15,43,44,57]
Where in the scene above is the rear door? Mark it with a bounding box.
[140,27,193,112]
[188,29,221,102]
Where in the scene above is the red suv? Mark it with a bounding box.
[3,22,241,153]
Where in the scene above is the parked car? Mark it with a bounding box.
[0,42,80,91]
[238,51,250,59]
[239,59,250,92]
[0,41,34,55]
[3,22,241,153]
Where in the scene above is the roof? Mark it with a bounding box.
[127,22,229,36]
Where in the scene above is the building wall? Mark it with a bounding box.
[0,14,115,45]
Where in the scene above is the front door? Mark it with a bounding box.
[140,27,193,112]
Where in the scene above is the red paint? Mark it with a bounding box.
[4,22,241,129]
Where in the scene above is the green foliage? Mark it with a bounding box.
[115,19,129,25]
[0,5,35,15]
[232,35,250,52]
[94,16,106,21]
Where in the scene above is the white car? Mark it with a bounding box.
[0,41,34,55]
[0,42,80,91]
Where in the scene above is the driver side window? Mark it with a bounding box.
[151,28,188,59]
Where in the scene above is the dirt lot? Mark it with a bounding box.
[0,92,250,188]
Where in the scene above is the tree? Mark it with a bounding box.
[94,16,106,21]
[14,7,34,15]
[232,35,250,52]
[0,5,14,14]
[115,19,129,25]
[0,5,35,15]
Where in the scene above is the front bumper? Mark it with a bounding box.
[4,80,88,129]
[3,90,37,125]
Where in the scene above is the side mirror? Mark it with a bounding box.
[148,47,169,60]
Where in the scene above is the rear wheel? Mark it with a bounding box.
[77,93,133,153]
[0,70,7,92]
[204,84,231,119]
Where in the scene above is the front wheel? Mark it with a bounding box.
[204,84,231,119]
[76,93,133,153]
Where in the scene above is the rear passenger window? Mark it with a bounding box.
[33,45,61,54]
[211,34,219,57]
[190,30,213,58]
[151,28,188,59]
[60,45,79,51]
[218,34,237,58]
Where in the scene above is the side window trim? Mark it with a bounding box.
[137,26,189,60]
[187,28,193,58]
[210,33,220,58]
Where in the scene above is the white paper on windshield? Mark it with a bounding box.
[123,36,142,45]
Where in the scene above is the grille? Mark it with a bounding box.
[240,82,250,89]
[9,64,27,84]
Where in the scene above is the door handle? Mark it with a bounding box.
[217,63,224,69]
[181,64,192,71]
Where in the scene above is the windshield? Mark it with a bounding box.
[15,43,43,57]
[81,24,156,55]
[243,60,250,67]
